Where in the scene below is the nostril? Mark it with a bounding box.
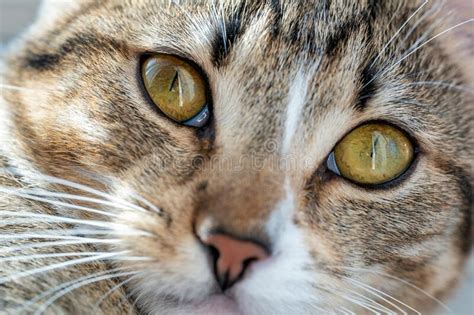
[202,233,269,291]
[207,244,220,262]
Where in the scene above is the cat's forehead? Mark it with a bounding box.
[17,0,470,162]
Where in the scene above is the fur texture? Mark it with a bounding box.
[0,0,473,314]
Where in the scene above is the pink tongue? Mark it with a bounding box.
[193,295,242,315]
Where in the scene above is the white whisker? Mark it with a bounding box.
[405,81,474,94]
[0,233,113,242]
[340,294,381,314]
[370,0,429,69]
[0,83,59,93]
[0,228,145,238]
[91,274,139,313]
[7,187,144,214]
[0,187,118,218]
[0,239,121,254]
[335,266,451,312]
[339,306,356,315]
[343,288,395,314]
[372,19,474,85]
[15,172,151,214]
[347,278,416,315]
[400,1,443,43]
[0,251,129,285]
[34,271,137,315]
[0,251,112,263]
[19,268,128,313]
[0,211,152,236]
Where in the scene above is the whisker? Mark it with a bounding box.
[339,306,356,315]
[91,274,140,313]
[370,19,474,86]
[347,278,415,315]
[0,228,145,238]
[404,81,474,94]
[339,294,381,314]
[0,212,152,236]
[335,266,451,312]
[0,234,110,242]
[0,239,121,254]
[2,170,151,214]
[0,251,113,263]
[74,170,162,215]
[33,271,138,315]
[0,251,129,285]
[369,0,429,69]
[0,83,59,93]
[400,1,443,43]
[3,187,142,214]
[342,288,395,314]
[19,268,128,313]
[0,187,118,218]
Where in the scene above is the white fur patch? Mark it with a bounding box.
[233,180,324,314]
[281,70,308,156]
[57,104,108,142]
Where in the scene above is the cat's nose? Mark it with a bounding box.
[203,233,269,291]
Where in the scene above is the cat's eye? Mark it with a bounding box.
[327,123,414,185]
[141,54,210,127]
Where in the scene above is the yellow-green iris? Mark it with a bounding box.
[333,123,414,185]
[142,54,208,124]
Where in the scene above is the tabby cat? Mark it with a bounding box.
[0,0,472,314]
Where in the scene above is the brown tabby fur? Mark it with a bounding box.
[0,0,472,314]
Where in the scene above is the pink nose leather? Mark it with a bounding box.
[204,234,268,290]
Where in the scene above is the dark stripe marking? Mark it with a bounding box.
[24,33,126,71]
[355,60,378,111]
[211,1,247,68]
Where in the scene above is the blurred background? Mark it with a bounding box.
[0,0,473,314]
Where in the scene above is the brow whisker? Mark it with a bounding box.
[370,0,429,69]
[404,81,474,94]
[369,19,474,87]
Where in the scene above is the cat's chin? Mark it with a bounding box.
[150,295,242,315]
[189,295,242,315]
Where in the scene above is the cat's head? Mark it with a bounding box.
[1,0,473,313]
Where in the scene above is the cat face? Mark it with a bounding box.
[1,0,472,313]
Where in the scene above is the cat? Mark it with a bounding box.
[0,0,472,314]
